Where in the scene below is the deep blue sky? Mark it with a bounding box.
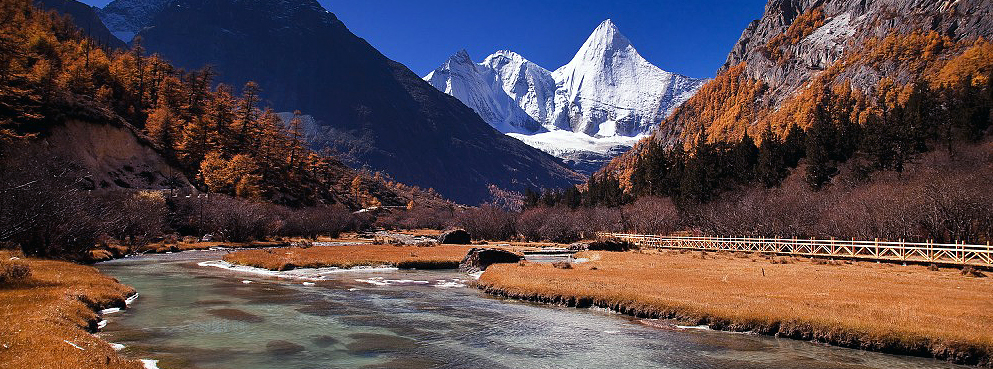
[80,0,766,78]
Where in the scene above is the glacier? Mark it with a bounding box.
[424,19,707,173]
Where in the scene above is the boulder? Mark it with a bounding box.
[587,239,637,252]
[437,229,472,245]
[459,248,522,273]
[568,242,590,251]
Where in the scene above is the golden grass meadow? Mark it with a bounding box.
[478,250,993,364]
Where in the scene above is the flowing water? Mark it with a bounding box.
[97,251,963,369]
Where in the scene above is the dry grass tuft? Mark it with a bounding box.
[223,244,483,270]
[0,251,140,369]
[479,251,993,365]
[0,257,31,285]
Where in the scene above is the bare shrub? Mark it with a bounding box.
[0,260,31,285]
[202,195,278,242]
[281,205,353,239]
[516,206,580,243]
[552,261,573,269]
[99,190,168,247]
[0,146,104,257]
[624,197,680,235]
[455,205,516,241]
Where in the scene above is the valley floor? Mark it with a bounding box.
[477,249,993,366]
[0,251,141,369]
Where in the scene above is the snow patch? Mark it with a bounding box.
[100,307,122,315]
[676,324,712,331]
[97,320,108,329]
[64,340,85,350]
[141,359,161,369]
[508,130,642,157]
[198,260,399,281]
[354,277,431,286]
[110,343,126,351]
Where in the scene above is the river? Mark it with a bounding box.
[96,251,963,369]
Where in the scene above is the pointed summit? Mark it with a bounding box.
[451,49,473,64]
[576,19,637,57]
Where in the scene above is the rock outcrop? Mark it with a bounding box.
[459,248,522,274]
[437,229,472,245]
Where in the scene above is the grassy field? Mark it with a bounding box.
[0,251,141,369]
[223,244,483,270]
[478,250,993,366]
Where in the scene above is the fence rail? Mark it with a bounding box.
[597,233,993,268]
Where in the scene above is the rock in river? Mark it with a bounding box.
[459,248,522,273]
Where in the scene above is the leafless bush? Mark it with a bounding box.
[202,195,279,242]
[99,190,168,246]
[455,205,516,241]
[552,261,572,269]
[624,197,680,235]
[0,146,103,257]
[281,205,353,239]
[514,207,582,243]
[379,205,455,230]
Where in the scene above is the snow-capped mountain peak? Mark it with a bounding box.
[424,50,544,134]
[568,19,634,63]
[423,19,708,173]
[549,19,705,137]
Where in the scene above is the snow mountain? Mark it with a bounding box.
[550,19,706,137]
[424,19,707,173]
[98,0,173,43]
[424,50,544,134]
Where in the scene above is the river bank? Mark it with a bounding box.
[476,250,993,367]
[0,251,142,369]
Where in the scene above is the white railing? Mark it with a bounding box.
[597,233,993,267]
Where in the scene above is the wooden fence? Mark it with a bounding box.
[597,233,993,268]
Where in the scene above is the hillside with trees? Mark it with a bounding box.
[0,0,453,257]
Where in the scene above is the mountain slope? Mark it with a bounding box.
[118,0,582,204]
[36,0,126,48]
[603,0,993,188]
[649,0,993,147]
[96,0,170,43]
